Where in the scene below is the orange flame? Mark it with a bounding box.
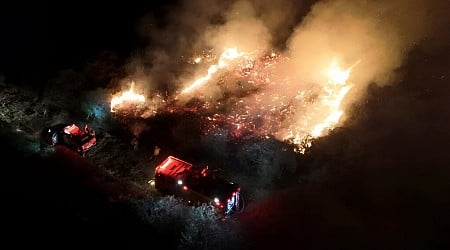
[179,48,245,96]
[310,59,354,136]
[110,81,145,112]
[327,59,351,85]
[283,58,358,153]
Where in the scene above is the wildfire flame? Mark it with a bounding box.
[109,47,360,154]
[310,59,354,137]
[281,59,357,152]
[110,81,146,112]
[179,48,245,95]
[328,60,349,85]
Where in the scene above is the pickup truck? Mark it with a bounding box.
[153,156,244,215]
[40,123,97,154]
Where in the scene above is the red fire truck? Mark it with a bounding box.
[153,156,244,215]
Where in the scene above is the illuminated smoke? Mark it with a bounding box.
[116,0,448,151]
[277,0,448,149]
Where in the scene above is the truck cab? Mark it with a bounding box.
[153,156,244,215]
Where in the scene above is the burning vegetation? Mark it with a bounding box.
[110,47,357,153]
[2,0,450,249]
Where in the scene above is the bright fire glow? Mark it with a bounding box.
[179,48,244,95]
[109,48,359,154]
[110,81,145,112]
[327,59,351,85]
[281,59,356,152]
[310,85,352,137]
[309,59,354,137]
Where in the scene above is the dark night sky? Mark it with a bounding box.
[1,1,173,87]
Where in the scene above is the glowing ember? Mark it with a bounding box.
[171,51,357,153]
[109,49,359,154]
[194,57,202,64]
[191,55,357,153]
[110,81,146,112]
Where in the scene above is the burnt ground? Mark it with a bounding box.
[1,27,450,250]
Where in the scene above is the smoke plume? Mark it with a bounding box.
[121,0,449,143]
[287,0,449,101]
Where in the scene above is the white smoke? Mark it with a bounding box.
[125,0,449,142]
[286,0,450,99]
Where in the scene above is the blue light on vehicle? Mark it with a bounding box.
[86,104,107,120]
